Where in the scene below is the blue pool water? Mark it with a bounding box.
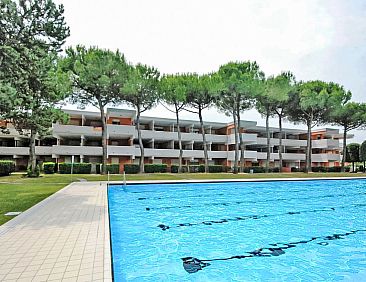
[108,179,366,281]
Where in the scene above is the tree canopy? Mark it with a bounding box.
[122,63,160,173]
[60,45,130,174]
[0,0,70,176]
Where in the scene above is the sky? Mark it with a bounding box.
[57,0,366,142]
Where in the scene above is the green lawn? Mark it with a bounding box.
[0,172,364,225]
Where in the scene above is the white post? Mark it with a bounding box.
[71,155,74,182]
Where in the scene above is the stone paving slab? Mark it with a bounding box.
[0,182,112,282]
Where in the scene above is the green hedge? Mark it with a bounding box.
[124,164,139,174]
[291,166,344,173]
[312,166,343,173]
[188,165,205,173]
[171,165,229,173]
[243,166,266,173]
[171,165,188,173]
[43,162,55,174]
[58,163,92,174]
[269,167,280,173]
[0,160,15,176]
[325,166,342,173]
[106,164,120,174]
[144,164,167,173]
[208,165,224,173]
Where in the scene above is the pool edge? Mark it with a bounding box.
[107,176,366,186]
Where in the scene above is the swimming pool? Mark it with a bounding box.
[108,179,366,281]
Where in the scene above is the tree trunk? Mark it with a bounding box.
[265,111,270,173]
[29,128,37,176]
[278,114,283,172]
[305,118,312,173]
[198,106,209,173]
[175,105,183,173]
[100,105,107,175]
[136,107,144,173]
[233,110,239,174]
[341,126,347,173]
[237,111,245,173]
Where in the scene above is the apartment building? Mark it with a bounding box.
[0,108,349,172]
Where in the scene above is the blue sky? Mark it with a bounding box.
[57,0,366,142]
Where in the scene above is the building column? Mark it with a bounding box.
[80,135,85,146]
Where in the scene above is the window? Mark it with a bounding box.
[112,119,120,125]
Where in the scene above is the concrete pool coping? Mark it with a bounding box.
[0,176,365,281]
[108,175,366,185]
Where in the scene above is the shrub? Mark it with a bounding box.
[345,166,351,172]
[106,164,120,174]
[75,163,91,174]
[189,165,205,173]
[243,166,265,173]
[0,160,15,176]
[124,164,139,174]
[58,163,92,174]
[144,164,167,173]
[291,167,299,172]
[208,165,223,173]
[43,162,55,174]
[224,166,231,173]
[171,165,188,173]
[269,167,280,173]
[358,165,364,173]
[326,166,342,173]
[27,164,40,177]
[312,166,327,173]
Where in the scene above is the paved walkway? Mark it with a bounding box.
[0,182,112,282]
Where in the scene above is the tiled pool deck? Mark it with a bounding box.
[0,182,112,282]
[0,176,365,282]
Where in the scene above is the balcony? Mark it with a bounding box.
[52,145,102,156]
[281,153,306,161]
[257,152,306,161]
[0,146,52,156]
[180,132,227,143]
[257,137,307,147]
[312,139,340,149]
[107,124,136,138]
[139,148,228,159]
[283,139,307,147]
[53,124,136,138]
[227,150,257,161]
[53,124,102,137]
[312,154,340,162]
[107,146,135,156]
[227,133,257,144]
